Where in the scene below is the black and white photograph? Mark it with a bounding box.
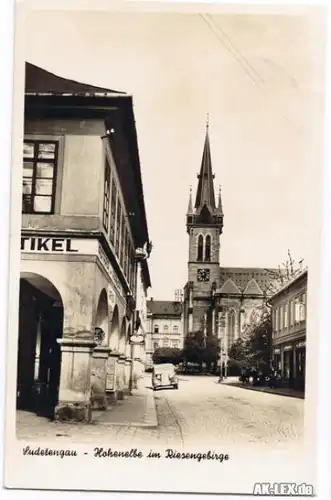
[3,1,328,494]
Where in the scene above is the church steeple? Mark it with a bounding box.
[194,119,216,212]
[186,118,224,234]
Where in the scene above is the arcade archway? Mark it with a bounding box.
[95,289,109,345]
[119,317,126,354]
[17,273,64,418]
[109,305,119,350]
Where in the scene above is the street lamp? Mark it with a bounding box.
[128,246,149,394]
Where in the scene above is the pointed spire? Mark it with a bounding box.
[217,184,223,215]
[194,118,216,211]
[187,186,193,214]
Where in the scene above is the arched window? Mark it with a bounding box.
[163,325,169,333]
[227,310,236,347]
[197,235,203,261]
[205,235,211,262]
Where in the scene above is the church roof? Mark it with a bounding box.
[243,278,263,296]
[194,126,216,212]
[219,267,279,295]
[25,62,124,95]
[147,300,183,317]
[218,278,241,295]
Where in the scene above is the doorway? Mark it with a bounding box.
[17,274,64,418]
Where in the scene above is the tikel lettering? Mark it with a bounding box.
[21,237,79,253]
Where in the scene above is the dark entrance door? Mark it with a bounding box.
[295,347,306,391]
[17,278,63,418]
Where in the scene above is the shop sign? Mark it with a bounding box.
[106,357,116,391]
[21,236,98,255]
[296,340,306,349]
[284,345,293,351]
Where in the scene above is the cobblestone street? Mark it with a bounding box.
[17,375,303,453]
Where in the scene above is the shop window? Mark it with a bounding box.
[153,341,159,349]
[103,158,111,231]
[22,140,59,214]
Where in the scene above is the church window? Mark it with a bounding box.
[205,235,211,261]
[227,310,236,347]
[197,235,203,261]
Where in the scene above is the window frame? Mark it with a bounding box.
[22,138,60,215]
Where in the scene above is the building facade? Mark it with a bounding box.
[17,63,151,422]
[145,300,184,370]
[269,269,307,391]
[183,124,278,363]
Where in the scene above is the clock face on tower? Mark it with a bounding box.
[197,268,210,282]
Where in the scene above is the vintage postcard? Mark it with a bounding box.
[3,0,328,495]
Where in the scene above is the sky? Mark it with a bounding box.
[24,6,327,299]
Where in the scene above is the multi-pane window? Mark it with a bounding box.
[173,325,179,334]
[109,179,117,246]
[279,306,283,330]
[23,141,58,214]
[115,199,121,257]
[163,325,169,333]
[120,212,125,267]
[103,158,111,231]
[300,293,306,321]
[284,303,288,328]
[294,297,301,323]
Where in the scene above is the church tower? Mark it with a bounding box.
[184,121,224,337]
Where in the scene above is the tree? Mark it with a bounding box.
[181,330,220,372]
[228,308,272,372]
[152,347,182,365]
[264,250,305,295]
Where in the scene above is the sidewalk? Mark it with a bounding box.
[222,380,305,399]
[93,381,157,427]
[16,381,157,440]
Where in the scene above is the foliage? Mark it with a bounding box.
[181,330,220,366]
[228,308,272,372]
[152,347,183,365]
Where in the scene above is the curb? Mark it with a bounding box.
[222,383,305,399]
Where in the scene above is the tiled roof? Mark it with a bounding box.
[25,62,124,95]
[219,267,279,294]
[147,300,183,317]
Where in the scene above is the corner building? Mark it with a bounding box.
[183,124,278,356]
[18,63,151,421]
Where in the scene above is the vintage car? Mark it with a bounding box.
[152,363,179,391]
